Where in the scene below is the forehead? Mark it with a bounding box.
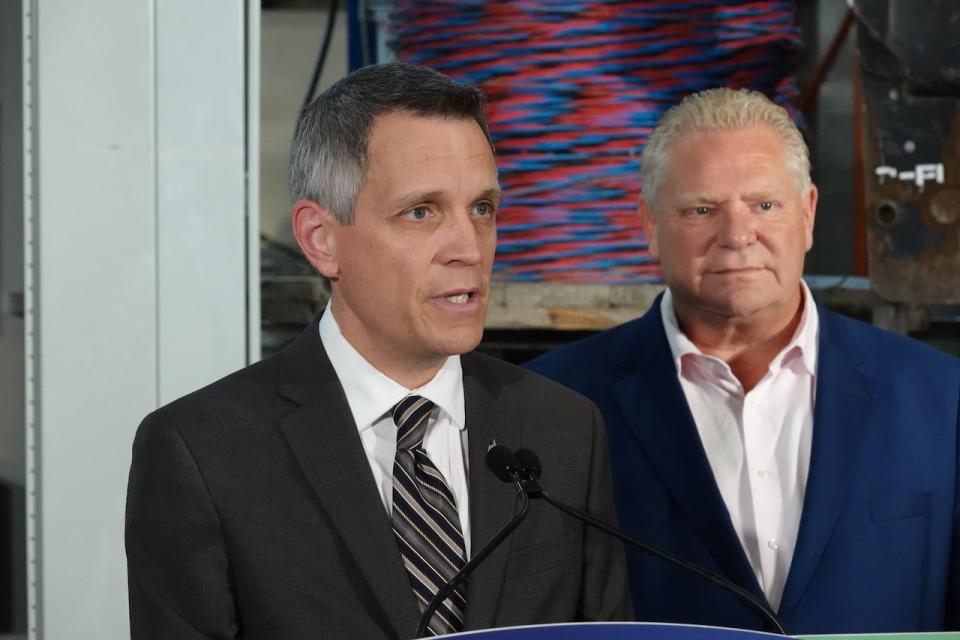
[658,126,793,197]
[357,112,497,205]
[353,118,493,221]
[366,111,493,166]
[672,126,786,168]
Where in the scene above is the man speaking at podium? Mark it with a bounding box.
[125,63,630,639]
[529,87,960,633]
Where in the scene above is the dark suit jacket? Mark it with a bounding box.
[125,317,631,639]
[528,294,960,634]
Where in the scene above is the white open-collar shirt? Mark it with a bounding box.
[319,308,471,556]
[661,282,819,610]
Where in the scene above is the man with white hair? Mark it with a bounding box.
[529,87,959,634]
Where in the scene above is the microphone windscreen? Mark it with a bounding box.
[485,445,520,483]
[514,448,542,480]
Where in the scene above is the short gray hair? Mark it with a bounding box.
[289,63,493,224]
[640,87,811,208]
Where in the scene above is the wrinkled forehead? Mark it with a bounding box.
[368,109,496,157]
[358,113,500,205]
[660,127,797,192]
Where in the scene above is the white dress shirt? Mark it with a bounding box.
[661,283,819,610]
[319,308,471,556]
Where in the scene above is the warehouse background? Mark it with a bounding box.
[0,1,957,638]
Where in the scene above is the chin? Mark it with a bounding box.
[429,327,485,357]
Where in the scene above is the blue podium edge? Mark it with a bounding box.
[435,623,960,640]
[440,621,790,639]
[804,633,960,640]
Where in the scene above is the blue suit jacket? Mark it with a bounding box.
[527,295,959,634]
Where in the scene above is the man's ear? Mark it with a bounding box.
[291,199,340,279]
[803,185,818,252]
[639,198,659,261]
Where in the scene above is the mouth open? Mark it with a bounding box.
[435,290,482,309]
[445,292,472,304]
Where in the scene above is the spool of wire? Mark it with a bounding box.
[389,0,802,283]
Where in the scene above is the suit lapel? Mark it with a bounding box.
[274,320,418,640]
[460,353,516,631]
[610,299,766,601]
[779,305,877,616]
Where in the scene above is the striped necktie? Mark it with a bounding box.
[391,395,467,636]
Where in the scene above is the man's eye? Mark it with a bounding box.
[693,206,711,216]
[474,202,494,217]
[405,207,429,220]
[759,201,774,211]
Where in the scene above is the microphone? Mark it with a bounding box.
[414,445,530,638]
[514,448,540,479]
[510,448,788,636]
[486,443,523,483]
[514,448,543,495]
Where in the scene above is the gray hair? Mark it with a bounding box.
[640,87,811,208]
[289,62,493,224]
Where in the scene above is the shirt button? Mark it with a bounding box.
[757,469,769,479]
[767,538,779,550]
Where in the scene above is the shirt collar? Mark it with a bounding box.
[790,281,819,377]
[660,280,819,379]
[318,307,466,433]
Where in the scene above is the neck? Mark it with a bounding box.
[329,298,447,390]
[673,292,805,392]
[378,362,446,390]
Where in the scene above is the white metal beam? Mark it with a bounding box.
[22,1,258,636]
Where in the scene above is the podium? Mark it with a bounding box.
[436,623,960,640]
[443,623,785,639]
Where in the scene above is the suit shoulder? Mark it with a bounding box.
[464,350,598,410]
[177,351,285,406]
[139,350,291,439]
[525,315,652,388]
[828,310,960,380]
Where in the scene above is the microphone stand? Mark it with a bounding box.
[521,477,788,636]
[414,478,529,638]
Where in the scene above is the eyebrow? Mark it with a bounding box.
[742,191,778,201]
[675,195,726,206]
[392,186,503,207]
[477,187,503,204]
[674,189,781,207]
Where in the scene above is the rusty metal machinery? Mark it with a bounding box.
[856,0,960,304]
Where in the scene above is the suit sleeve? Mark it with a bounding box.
[125,410,240,639]
[579,403,634,621]
[948,389,960,630]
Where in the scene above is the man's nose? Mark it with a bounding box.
[717,203,758,249]
[438,210,486,265]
